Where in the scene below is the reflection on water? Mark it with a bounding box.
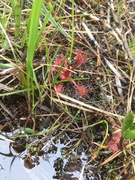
[0,140,54,180]
[0,140,82,180]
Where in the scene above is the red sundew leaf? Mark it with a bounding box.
[76,85,88,97]
[74,50,86,68]
[107,143,119,153]
[60,68,72,80]
[52,55,65,72]
[51,66,58,72]
[55,83,64,93]
[107,132,121,153]
[54,54,65,66]
[72,80,88,97]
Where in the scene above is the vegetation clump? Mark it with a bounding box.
[52,50,88,97]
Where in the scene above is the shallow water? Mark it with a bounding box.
[0,140,85,180]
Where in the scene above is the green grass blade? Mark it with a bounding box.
[36,3,55,45]
[25,0,43,112]
[69,0,75,62]
[42,5,69,38]
[11,0,22,38]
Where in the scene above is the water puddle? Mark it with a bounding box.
[0,138,88,180]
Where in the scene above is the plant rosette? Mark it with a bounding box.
[52,50,88,98]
